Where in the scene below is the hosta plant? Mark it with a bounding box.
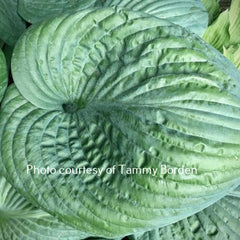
[0,7,240,239]
[0,0,240,239]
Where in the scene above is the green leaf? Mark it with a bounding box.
[132,186,240,239]
[95,0,208,36]
[201,0,220,24]
[202,9,230,52]
[18,0,97,23]
[0,49,7,102]
[224,44,240,71]
[0,174,89,240]
[0,0,26,46]
[229,0,240,45]
[2,8,240,238]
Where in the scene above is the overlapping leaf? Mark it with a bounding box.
[130,186,240,240]
[1,7,240,238]
[0,0,26,46]
[18,0,96,24]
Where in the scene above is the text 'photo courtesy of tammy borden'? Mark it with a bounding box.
[26,164,198,177]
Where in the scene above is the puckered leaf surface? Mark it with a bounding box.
[18,0,208,36]
[95,0,208,36]
[130,187,240,240]
[1,7,240,238]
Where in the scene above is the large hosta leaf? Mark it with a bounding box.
[0,174,89,240]
[0,0,26,46]
[0,49,7,102]
[1,8,240,238]
[18,0,208,36]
